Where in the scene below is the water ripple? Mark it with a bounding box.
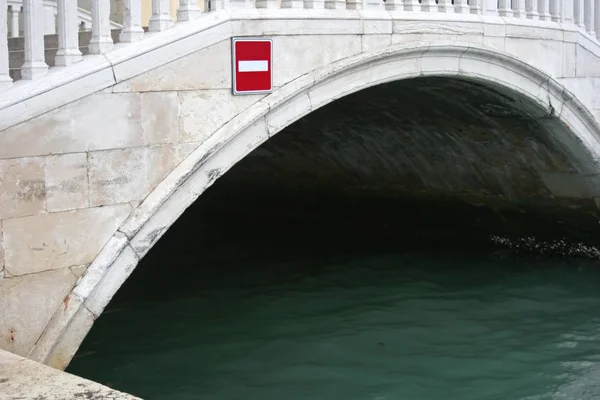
[68,250,600,400]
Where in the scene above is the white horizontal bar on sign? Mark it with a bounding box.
[238,60,269,72]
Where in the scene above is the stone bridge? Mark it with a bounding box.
[2,0,600,373]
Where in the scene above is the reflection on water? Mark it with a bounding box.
[67,228,600,400]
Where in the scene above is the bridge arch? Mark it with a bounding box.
[34,41,600,369]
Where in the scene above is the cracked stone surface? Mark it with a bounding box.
[0,348,141,399]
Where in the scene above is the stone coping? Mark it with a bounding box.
[0,349,140,400]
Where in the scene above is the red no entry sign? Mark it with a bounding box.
[232,38,273,95]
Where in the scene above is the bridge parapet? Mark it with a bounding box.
[0,0,598,88]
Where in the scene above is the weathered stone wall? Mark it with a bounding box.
[1,12,600,370]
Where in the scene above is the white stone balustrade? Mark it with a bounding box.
[3,0,600,86]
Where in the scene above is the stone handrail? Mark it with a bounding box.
[5,0,122,38]
[0,0,598,87]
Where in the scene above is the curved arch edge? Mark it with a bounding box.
[33,40,600,369]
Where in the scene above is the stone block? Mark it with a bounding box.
[504,37,563,77]
[27,293,86,365]
[231,14,362,38]
[267,92,312,136]
[44,305,95,371]
[361,34,392,52]
[179,90,264,143]
[271,34,363,88]
[108,18,231,85]
[45,153,89,213]
[112,40,232,92]
[392,19,483,38]
[421,51,461,76]
[0,158,46,220]
[391,32,483,47]
[593,110,600,125]
[504,22,562,40]
[0,348,140,399]
[308,48,424,110]
[576,44,600,78]
[0,60,115,134]
[88,145,189,207]
[458,51,545,105]
[141,92,180,145]
[0,269,78,357]
[560,77,600,111]
[361,12,393,35]
[0,222,4,277]
[3,204,131,276]
[482,35,505,52]
[84,245,138,318]
[0,93,145,160]
[562,42,576,78]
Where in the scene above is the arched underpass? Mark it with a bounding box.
[66,77,600,399]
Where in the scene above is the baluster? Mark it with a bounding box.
[8,5,19,37]
[596,0,600,39]
[55,0,82,66]
[180,0,203,18]
[585,0,596,34]
[256,0,277,6]
[325,0,346,9]
[1,0,12,87]
[345,0,360,9]
[438,0,452,12]
[384,0,397,9]
[281,0,304,7]
[468,0,483,15]
[561,0,574,23]
[538,0,550,19]
[304,0,325,8]
[89,0,113,53]
[121,0,144,41]
[177,0,202,18]
[484,0,498,15]
[363,0,385,9]
[512,0,526,17]
[526,0,539,18]
[21,0,48,79]
[212,0,252,9]
[549,0,560,21]
[403,0,420,11]
[420,0,437,11]
[575,0,585,27]
[499,0,513,16]
[149,0,173,31]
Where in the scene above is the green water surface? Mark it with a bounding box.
[67,244,600,400]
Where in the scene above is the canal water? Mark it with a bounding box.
[66,205,600,400]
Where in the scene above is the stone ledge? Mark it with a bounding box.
[0,348,140,399]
